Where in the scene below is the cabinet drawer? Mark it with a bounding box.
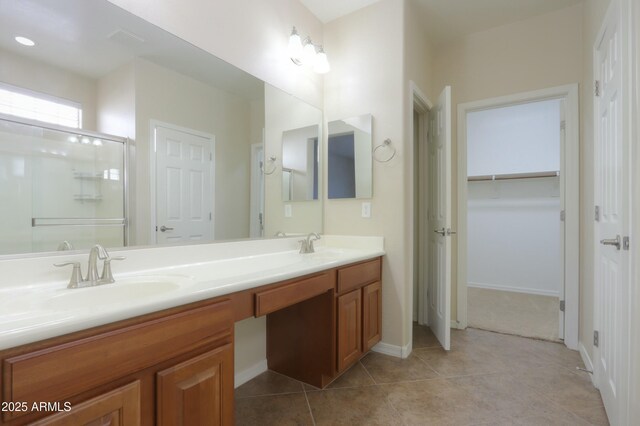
[255,272,333,316]
[3,300,232,420]
[337,258,381,294]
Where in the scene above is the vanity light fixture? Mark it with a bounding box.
[288,27,330,74]
[288,27,304,65]
[15,36,35,47]
[313,46,330,74]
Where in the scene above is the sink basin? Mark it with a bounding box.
[47,275,193,310]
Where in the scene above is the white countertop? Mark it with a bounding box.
[0,236,384,351]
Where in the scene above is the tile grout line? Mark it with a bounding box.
[359,360,378,385]
[302,386,317,426]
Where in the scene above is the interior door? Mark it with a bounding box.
[594,1,630,424]
[155,124,214,244]
[428,86,452,350]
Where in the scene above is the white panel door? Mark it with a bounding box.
[594,2,630,424]
[155,124,213,244]
[428,86,452,350]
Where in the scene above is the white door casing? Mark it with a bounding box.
[153,123,214,244]
[456,84,580,350]
[593,0,631,423]
[428,86,452,351]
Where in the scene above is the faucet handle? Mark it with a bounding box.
[54,262,83,288]
[100,256,126,283]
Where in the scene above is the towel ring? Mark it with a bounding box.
[373,139,396,163]
[261,156,277,175]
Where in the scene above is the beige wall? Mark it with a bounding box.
[134,58,255,244]
[0,48,97,130]
[264,84,323,236]
[579,0,612,363]
[432,4,584,322]
[96,62,136,139]
[107,0,323,108]
[324,0,408,348]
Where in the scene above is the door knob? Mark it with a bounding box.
[434,228,446,236]
[600,235,621,250]
[160,225,174,232]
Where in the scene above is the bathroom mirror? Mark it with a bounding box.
[281,125,320,202]
[327,114,373,199]
[0,0,322,256]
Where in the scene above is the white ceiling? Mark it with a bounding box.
[300,0,584,44]
[298,0,384,23]
[0,0,263,100]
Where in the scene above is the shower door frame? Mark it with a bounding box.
[0,112,130,249]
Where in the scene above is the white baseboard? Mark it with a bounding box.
[451,320,464,329]
[468,282,560,297]
[234,359,268,388]
[579,342,597,387]
[372,341,412,359]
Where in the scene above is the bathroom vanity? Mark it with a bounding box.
[0,237,383,425]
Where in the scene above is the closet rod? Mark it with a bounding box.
[467,170,559,182]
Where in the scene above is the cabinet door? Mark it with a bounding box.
[30,381,140,426]
[337,289,362,372]
[363,281,382,351]
[157,344,234,426]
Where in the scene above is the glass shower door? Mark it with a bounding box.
[0,118,126,255]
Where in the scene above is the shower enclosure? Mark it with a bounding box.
[0,116,128,255]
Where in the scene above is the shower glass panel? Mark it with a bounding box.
[0,118,126,255]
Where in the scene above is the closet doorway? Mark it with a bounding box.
[457,85,579,349]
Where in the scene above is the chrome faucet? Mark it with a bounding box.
[55,244,125,289]
[87,244,109,283]
[299,233,321,254]
[57,240,74,251]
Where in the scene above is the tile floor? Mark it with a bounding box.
[235,324,609,425]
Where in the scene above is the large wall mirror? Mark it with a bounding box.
[0,0,323,256]
[327,114,372,199]
[281,125,319,202]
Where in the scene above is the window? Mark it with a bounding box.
[0,83,82,129]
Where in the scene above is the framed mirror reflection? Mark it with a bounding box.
[327,114,373,199]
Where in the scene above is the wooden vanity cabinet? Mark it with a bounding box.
[0,300,234,426]
[157,344,234,426]
[28,381,141,426]
[336,259,382,373]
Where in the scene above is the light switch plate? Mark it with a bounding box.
[284,204,292,218]
[361,202,371,218]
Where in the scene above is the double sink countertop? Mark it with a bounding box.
[0,235,384,351]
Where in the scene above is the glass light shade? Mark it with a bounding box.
[288,29,303,65]
[313,50,330,74]
[301,41,317,66]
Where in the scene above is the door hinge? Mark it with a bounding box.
[595,80,601,97]
[595,205,600,222]
[155,225,158,232]
[594,330,599,347]
[560,210,566,222]
[209,212,212,221]
[560,120,566,131]
[560,300,565,312]
[623,236,630,250]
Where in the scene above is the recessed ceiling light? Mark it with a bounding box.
[15,36,35,47]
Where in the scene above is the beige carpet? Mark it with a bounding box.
[468,287,561,341]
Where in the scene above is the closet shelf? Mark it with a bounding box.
[467,170,559,182]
